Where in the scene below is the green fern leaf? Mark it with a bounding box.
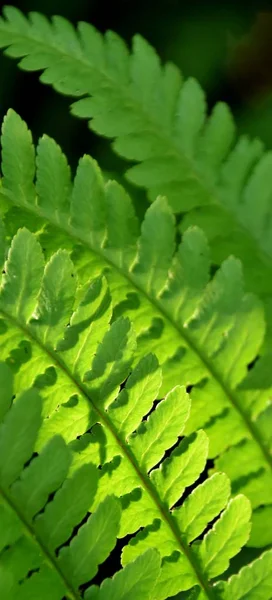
[0,230,269,599]
[0,112,271,549]
[0,227,44,321]
[1,7,272,305]
[0,362,161,599]
[0,386,42,489]
[85,549,161,600]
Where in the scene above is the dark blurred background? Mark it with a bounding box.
[0,0,272,176]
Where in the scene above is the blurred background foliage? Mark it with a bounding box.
[0,0,271,190]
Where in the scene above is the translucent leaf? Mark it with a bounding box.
[86,549,161,600]
[151,430,208,508]
[11,435,71,520]
[0,388,42,487]
[36,135,71,220]
[133,197,175,295]
[1,108,35,206]
[30,250,76,347]
[0,228,44,322]
[174,472,231,543]
[35,464,98,551]
[197,495,251,578]
[130,386,190,471]
[108,353,162,437]
[59,495,121,587]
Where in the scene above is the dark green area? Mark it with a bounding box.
[0,0,271,180]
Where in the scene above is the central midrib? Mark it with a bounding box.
[1,191,271,473]
[0,307,217,599]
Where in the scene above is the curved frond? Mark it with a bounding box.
[0,230,264,599]
[1,7,272,304]
[0,112,271,548]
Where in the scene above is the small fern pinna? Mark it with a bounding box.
[0,5,271,600]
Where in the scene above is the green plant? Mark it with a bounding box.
[0,5,271,599]
[1,108,272,548]
[0,6,272,316]
[0,362,161,600]
[0,228,271,599]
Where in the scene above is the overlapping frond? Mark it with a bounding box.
[1,6,272,305]
[0,362,160,600]
[0,111,271,549]
[0,232,269,599]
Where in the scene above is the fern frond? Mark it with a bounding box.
[0,362,161,600]
[0,110,272,549]
[1,7,272,305]
[0,229,265,599]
